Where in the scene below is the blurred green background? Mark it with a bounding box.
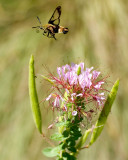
[0,0,128,160]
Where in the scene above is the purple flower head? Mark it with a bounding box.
[46,62,108,118]
[56,63,86,85]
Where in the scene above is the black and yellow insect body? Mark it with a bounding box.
[32,6,69,40]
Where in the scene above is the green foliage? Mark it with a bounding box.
[29,55,42,134]
[43,114,83,159]
[50,133,66,141]
[76,128,91,149]
[42,146,62,157]
[62,152,76,160]
[55,116,82,158]
[76,79,119,150]
[89,79,120,146]
[56,121,70,127]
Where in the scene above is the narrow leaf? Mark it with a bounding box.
[29,55,42,134]
[89,79,119,146]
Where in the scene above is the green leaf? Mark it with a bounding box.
[62,130,70,137]
[42,146,61,157]
[56,121,70,127]
[51,133,66,141]
[68,146,77,153]
[62,152,76,160]
[89,79,120,146]
[29,55,42,134]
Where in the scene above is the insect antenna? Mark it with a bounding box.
[37,16,42,25]
[32,16,45,31]
[32,26,40,28]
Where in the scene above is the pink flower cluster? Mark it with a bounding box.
[46,63,106,117]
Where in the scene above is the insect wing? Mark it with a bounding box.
[48,6,61,25]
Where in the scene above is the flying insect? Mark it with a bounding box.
[32,6,69,40]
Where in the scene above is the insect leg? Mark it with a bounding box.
[43,32,46,36]
[48,33,57,40]
[46,31,50,37]
[52,34,57,40]
[46,26,57,40]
